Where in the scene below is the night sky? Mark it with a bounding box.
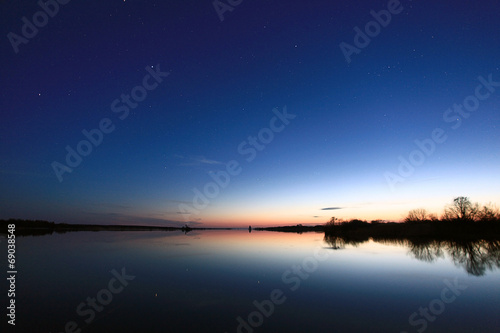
[1,0,499,227]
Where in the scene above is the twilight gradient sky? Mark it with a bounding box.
[1,0,499,227]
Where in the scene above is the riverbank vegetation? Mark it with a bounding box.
[324,197,500,240]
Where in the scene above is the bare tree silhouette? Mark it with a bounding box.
[443,197,479,222]
[405,209,430,223]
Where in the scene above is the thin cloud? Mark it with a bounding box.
[166,199,192,205]
[321,207,343,211]
[89,202,132,210]
[177,155,224,166]
[196,157,223,165]
[80,212,204,227]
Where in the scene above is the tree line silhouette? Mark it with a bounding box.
[324,197,500,239]
[405,197,500,223]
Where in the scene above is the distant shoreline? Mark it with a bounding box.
[0,219,235,236]
[1,219,499,240]
[0,219,327,234]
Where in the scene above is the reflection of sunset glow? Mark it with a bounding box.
[9,229,500,332]
[181,191,500,228]
[124,229,327,257]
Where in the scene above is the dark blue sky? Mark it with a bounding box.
[1,0,499,226]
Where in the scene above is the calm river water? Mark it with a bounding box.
[1,230,499,332]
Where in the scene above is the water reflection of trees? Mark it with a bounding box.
[324,236,500,276]
[408,240,445,263]
[385,238,500,276]
[446,240,500,276]
[323,233,369,249]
